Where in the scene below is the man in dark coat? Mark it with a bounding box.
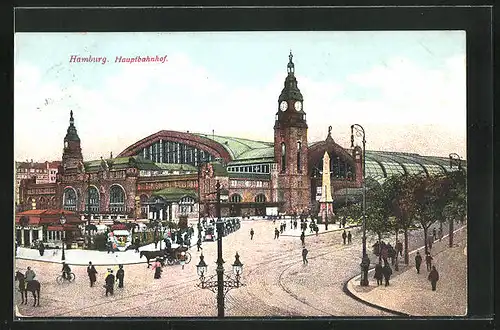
[116,264,125,288]
[432,228,437,242]
[374,262,383,286]
[428,265,439,291]
[302,247,308,265]
[395,240,403,257]
[347,231,352,244]
[274,228,279,239]
[425,252,433,271]
[314,225,319,236]
[342,230,347,245]
[300,231,305,246]
[134,238,140,253]
[87,261,98,287]
[105,270,115,296]
[382,263,393,286]
[38,243,45,256]
[250,228,254,240]
[414,251,423,274]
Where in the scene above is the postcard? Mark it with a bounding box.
[14,30,467,318]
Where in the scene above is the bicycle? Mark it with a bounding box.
[56,272,76,284]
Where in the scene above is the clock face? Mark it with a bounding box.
[294,101,302,111]
[279,101,288,111]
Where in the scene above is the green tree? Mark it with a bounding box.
[442,169,467,247]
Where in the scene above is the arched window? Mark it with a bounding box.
[255,194,266,203]
[63,188,77,211]
[229,194,242,203]
[86,186,100,212]
[281,142,286,172]
[140,194,148,217]
[297,141,302,173]
[179,196,195,213]
[109,185,125,213]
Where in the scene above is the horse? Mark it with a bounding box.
[15,271,41,307]
[140,250,167,268]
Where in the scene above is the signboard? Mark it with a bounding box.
[265,207,278,216]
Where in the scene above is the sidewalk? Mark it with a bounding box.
[280,221,358,237]
[345,225,467,316]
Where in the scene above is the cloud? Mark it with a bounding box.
[14,53,466,162]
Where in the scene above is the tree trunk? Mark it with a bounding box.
[404,228,409,265]
[449,217,454,248]
[423,226,428,255]
[378,233,382,263]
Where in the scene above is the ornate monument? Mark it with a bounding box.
[319,151,334,222]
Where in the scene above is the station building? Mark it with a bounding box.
[17,52,464,241]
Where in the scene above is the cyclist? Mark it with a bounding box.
[61,262,72,281]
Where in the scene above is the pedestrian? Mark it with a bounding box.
[425,252,433,271]
[374,262,383,286]
[427,235,433,250]
[382,263,393,286]
[196,237,202,252]
[414,251,422,274]
[134,237,140,253]
[300,231,305,246]
[342,230,347,245]
[428,265,439,291]
[106,240,111,254]
[302,247,308,265]
[293,220,297,230]
[314,225,319,236]
[438,227,443,241]
[38,242,45,256]
[432,228,437,242]
[105,270,115,296]
[347,231,352,244]
[395,240,403,257]
[250,228,254,240]
[274,228,279,239]
[342,216,346,228]
[152,257,162,279]
[87,261,98,287]
[116,264,124,288]
[381,245,389,265]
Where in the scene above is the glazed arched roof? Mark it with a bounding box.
[118,130,465,183]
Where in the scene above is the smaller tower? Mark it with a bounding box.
[61,110,83,174]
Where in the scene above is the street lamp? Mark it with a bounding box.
[196,180,243,318]
[59,212,66,261]
[85,173,91,248]
[351,124,370,287]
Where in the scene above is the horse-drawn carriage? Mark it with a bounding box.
[140,245,192,267]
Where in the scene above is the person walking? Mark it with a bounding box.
[382,263,393,286]
[87,261,98,287]
[428,265,440,291]
[116,265,124,288]
[342,230,347,245]
[300,231,305,246]
[438,227,443,241]
[347,231,352,244]
[427,235,433,250]
[425,252,433,271]
[374,262,383,286]
[274,228,280,239]
[134,237,140,253]
[342,216,346,228]
[250,228,254,240]
[152,257,162,279]
[395,240,403,257]
[38,242,45,256]
[314,225,319,236]
[104,270,115,296]
[196,237,202,252]
[414,251,423,274]
[432,228,437,242]
[302,247,308,265]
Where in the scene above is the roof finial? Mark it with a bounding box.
[70,110,74,125]
[287,50,295,74]
[326,126,334,141]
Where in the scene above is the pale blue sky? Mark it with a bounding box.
[14,31,466,162]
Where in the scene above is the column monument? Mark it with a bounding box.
[319,151,334,223]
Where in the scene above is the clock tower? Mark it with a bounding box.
[273,51,310,214]
[61,110,84,174]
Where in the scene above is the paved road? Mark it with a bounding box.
[14,219,460,317]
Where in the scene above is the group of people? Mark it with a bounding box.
[415,251,440,291]
[341,230,352,244]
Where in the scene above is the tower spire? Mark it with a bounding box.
[287,50,295,74]
[70,110,74,125]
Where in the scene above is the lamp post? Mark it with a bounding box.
[351,124,369,287]
[448,153,463,248]
[59,212,66,261]
[86,173,91,248]
[196,180,243,318]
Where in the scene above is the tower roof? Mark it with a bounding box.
[278,50,303,102]
[64,110,80,142]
